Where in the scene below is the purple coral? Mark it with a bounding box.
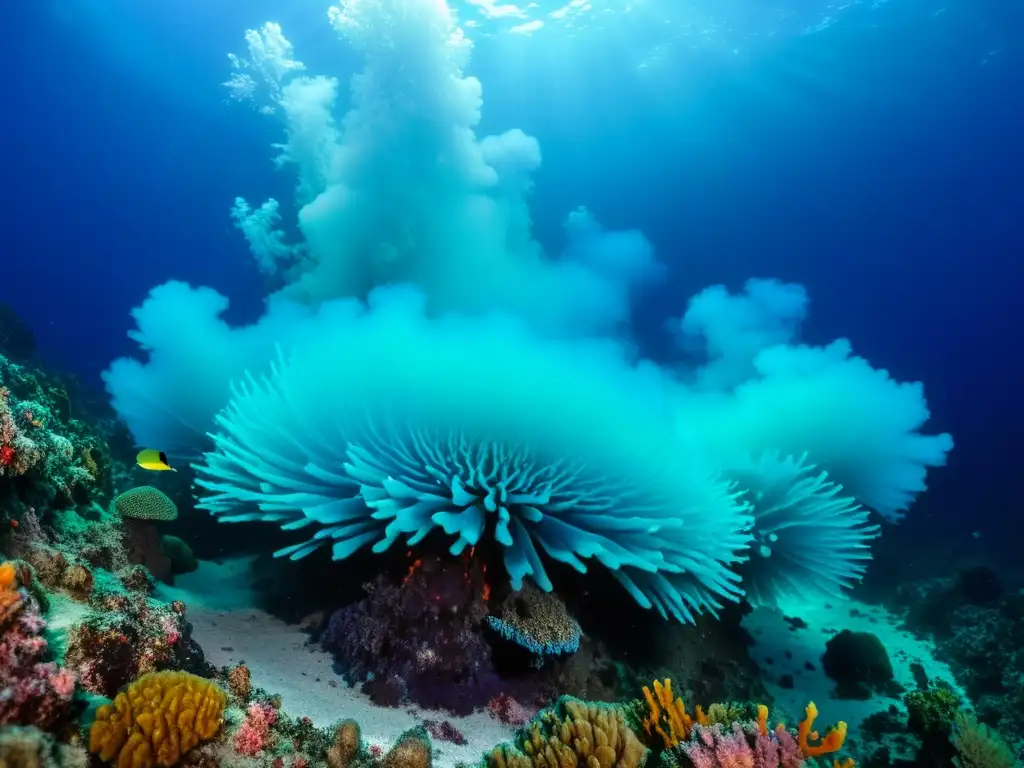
[321,557,541,715]
[0,585,76,728]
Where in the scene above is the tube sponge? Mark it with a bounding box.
[194,285,752,623]
[727,451,879,608]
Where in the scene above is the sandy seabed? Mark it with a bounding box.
[156,557,516,768]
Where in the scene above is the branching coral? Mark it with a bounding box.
[0,561,77,729]
[89,670,227,768]
[488,696,648,768]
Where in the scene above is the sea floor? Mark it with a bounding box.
[155,557,516,768]
[743,594,965,747]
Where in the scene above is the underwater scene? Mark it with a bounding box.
[1,0,1021,766]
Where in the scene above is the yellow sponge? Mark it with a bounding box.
[89,670,227,768]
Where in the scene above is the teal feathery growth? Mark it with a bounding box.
[193,285,753,624]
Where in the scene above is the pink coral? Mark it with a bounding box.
[0,590,77,728]
[682,724,805,768]
[234,701,278,756]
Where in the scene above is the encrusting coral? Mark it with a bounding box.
[488,696,648,768]
[88,670,227,768]
[487,581,581,657]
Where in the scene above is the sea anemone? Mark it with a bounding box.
[194,286,752,623]
[728,451,879,608]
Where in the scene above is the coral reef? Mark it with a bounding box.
[65,592,212,698]
[626,679,852,768]
[89,670,227,767]
[0,560,77,730]
[0,725,89,768]
[0,352,112,512]
[889,571,1024,758]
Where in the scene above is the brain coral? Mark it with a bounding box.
[89,670,226,768]
[111,487,178,521]
[194,287,753,623]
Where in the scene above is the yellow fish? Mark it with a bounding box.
[136,449,176,472]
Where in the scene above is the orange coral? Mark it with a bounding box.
[798,702,848,757]
[0,561,24,625]
[756,704,769,735]
[641,679,701,747]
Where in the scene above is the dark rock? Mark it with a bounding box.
[822,629,901,699]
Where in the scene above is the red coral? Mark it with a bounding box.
[234,701,278,756]
[0,574,76,728]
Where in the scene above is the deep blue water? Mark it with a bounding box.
[2,0,1021,565]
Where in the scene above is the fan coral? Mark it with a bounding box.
[950,712,1015,768]
[89,670,227,768]
[487,582,581,657]
[488,696,648,768]
[0,561,77,729]
[195,287,751,624]
[727,451,879,608]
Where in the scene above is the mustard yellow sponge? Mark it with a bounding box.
[89,671,227,768]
